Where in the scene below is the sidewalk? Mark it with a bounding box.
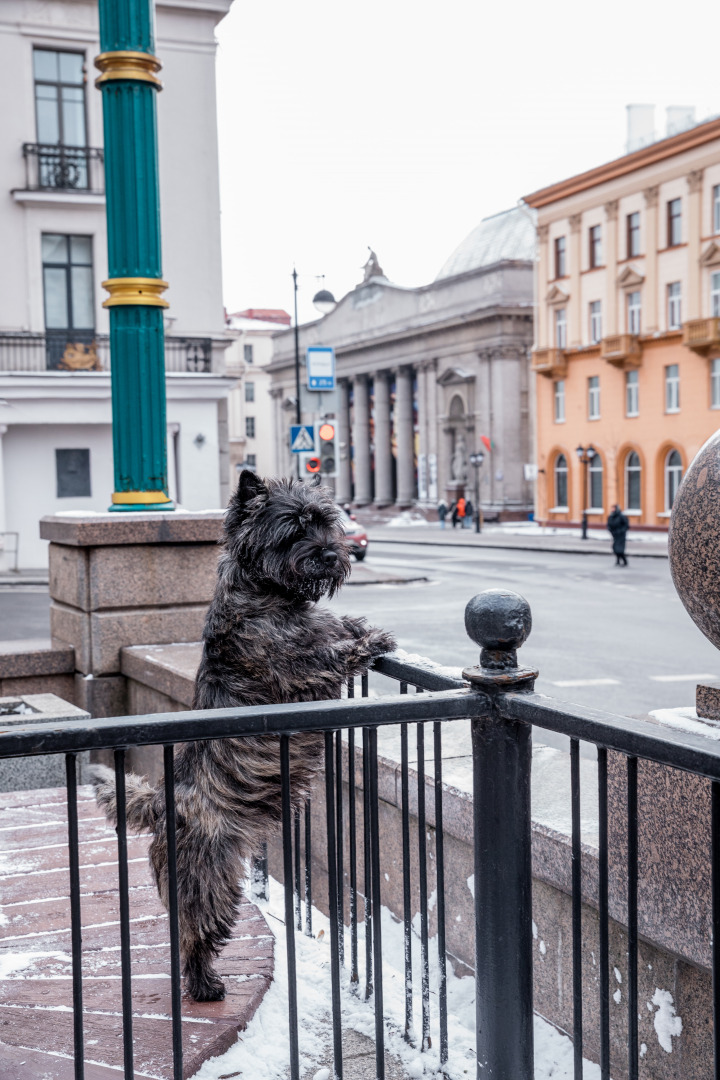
[364,520,669,558]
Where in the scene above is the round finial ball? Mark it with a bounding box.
[464,589,532,651]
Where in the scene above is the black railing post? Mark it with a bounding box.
[462,589,538,1080]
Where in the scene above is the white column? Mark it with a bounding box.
[335,379,352,503]
[605,200,619,336]
[373,373,393,505]
[687,170,704,320]
[352,375,372,505]
[395,366,415,506]
[568,214,582,347]
[427,360,439,501]
[644,186,659,332]
[0,426,8,572]
[537,224,549,347]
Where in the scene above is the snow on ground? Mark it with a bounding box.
[382,514,668,545]
[190,877,604,1080]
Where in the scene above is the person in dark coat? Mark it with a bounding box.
[607,504,629,566]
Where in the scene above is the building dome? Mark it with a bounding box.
[435,205,536,281]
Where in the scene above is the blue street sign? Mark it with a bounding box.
[307,346,335,391]
[290,424,315,452]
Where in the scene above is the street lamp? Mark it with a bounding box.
[312,288,337,316]
[575,444,597,540]
[469,451,485,533]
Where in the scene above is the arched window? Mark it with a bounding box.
[625,451,641,511]
[554,454,568,509]
[589,455,603,510]
[665,449,683,510]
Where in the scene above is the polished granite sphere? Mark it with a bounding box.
[669,430,720,651]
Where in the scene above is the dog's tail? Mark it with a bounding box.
[90,764,159,832]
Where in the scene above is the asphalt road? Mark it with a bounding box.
[1,543,716,721]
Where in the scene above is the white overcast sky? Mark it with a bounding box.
[215,0,718,325]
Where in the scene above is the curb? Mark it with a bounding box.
[366,535,668,559]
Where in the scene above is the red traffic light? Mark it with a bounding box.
[305,457,321,474]
[318,423,335,441]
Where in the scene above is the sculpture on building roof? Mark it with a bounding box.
[362,247,385,282]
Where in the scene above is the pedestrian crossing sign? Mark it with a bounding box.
[290,425,315,453]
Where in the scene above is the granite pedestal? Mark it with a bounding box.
[0,693,90,791]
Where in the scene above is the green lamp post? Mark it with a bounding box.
[95,0,174,511]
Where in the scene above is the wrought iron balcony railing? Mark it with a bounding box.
[21,143,104,194]
[0,332,216,374]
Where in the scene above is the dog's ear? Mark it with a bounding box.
[234,470,267,505]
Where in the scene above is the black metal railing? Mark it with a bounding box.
[1,589,719,1080]
[0,332,215,373]
[21,143,104,194]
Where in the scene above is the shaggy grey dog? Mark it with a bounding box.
[93,472,396,1001]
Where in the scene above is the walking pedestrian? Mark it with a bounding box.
[456,496,466,530]
[437,498,448,530]
[450,501,459,529]
[464,498,474,529]
[607,504,629,566]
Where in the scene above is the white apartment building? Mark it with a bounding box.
[224,309,290,486]
[0,0,235,568]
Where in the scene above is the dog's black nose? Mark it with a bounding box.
[322,549,338,567]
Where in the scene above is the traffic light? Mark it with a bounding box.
[305,457,321,474]
[317,422,337,476]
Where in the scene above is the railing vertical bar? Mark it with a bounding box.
[294,807,302,932]
[369,726,386,1080]
[336,730,345,965]
[712,780,720,1079]
[347,675,355,699]
[401,721,413,1042]
[324,731,344,1079]
[597,747,610,1080]
[627,755,639,1080]
[114,748,134,1080]
[363,725,373,1000]
[163,745,183,1080]
[570,738,583,1078]
[280,736,300,1080]
[65,753,85,1080]
[361,672,369,698]
[304,799,313,937]
[349,727,359,982]
[417,722,431,1051]
[434,721,448,1068]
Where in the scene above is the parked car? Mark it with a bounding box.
[338,509,368,561]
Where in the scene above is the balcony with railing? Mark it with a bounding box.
[531,347,567,378]
[600,333,642,369]
[19,143,105,196]
[683,317,720,355]
[0,332,216,374]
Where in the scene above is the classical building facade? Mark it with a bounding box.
[524,115,720,529]
[0,0,234,567]
[269,209,535,516]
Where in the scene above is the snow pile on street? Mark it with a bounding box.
[190,877,605,1079]
[387,511,431,528]
[649,706,720,740]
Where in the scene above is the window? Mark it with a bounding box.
[554,236,567,278]
[554,454,568,509]
[56,448,91,498]
[625,451,641,511]
[245,381,255,403]
[555,308,567,349]
[554,380,565,422]
[712,358,720,409]
[712,272,720,318]
[627,291,641,335]
[589,225,602,268]
[667,198,682,247]
[243,343,254,364]
[246,454,257,468]
[34,49,86,148]
[589,456,603,511]
[588,375,600,419]
[245,416,255,438]
[665,449,683,510]
[667,282,682,329]
[589,301,602,344]
[714,185,720,235]
[665,364,680,412]
[626,370,639,416]
[42,234,94,332]
[627,212,641,257]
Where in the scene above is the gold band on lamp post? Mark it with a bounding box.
[111,490,174,505]
[94,50,163,88]
[102,277,169,308]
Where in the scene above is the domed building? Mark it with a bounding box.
[269,207,536,516]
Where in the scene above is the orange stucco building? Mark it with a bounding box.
[524,117,720,529]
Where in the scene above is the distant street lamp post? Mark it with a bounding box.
[575,444,597,540]
[469,451,485,533]
[292,270,336,477]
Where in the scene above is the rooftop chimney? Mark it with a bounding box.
[666,106,696,138]
[626,104,656,154]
